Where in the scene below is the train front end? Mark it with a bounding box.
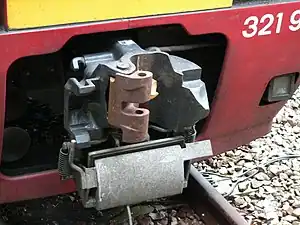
[0,0,299,211]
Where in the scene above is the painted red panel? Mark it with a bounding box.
[1,2,300,203]
[0,171,75,203]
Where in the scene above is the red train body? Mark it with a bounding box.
[0,1,300,205]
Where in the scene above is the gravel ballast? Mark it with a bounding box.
[195,88,300,225]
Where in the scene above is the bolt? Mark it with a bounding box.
[147,47,160,52]
[117,61,130,70]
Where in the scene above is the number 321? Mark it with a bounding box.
[242,10,300,38]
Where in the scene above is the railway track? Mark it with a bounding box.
[0,166,248,225]
[185,167,248,225]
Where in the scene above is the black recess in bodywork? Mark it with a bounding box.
[2,25,226,176]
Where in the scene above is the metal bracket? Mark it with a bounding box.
[59,39,212,211]
[66,138,213,210]
[108,70,153,143]
[64,40,209,148]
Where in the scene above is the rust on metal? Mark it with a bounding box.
[108,70,154,143]
[185,167,248,225]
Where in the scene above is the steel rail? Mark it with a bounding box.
[185,166,249,225]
